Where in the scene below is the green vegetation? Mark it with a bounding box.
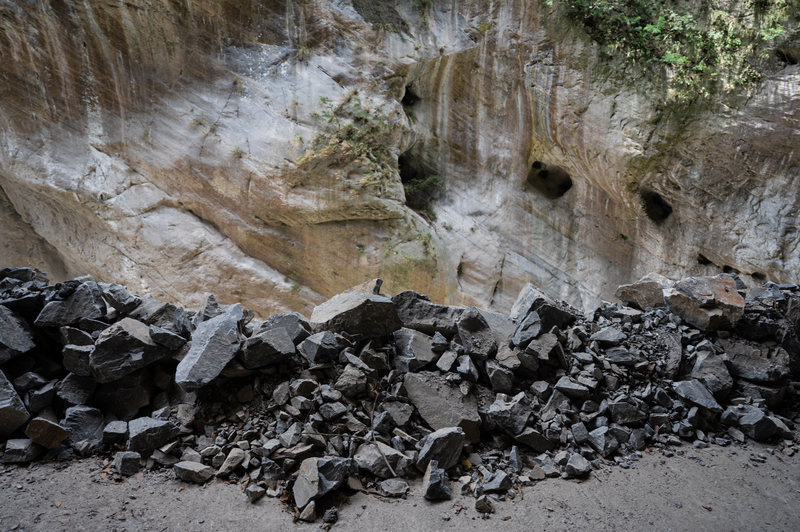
[403,175,443,212]
[552,0,798,101]
[230,146,244,159]
[299,93,396,190]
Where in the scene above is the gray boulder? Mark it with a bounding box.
[690,351,734,399]
[98,282,142,314]
[114,451,142,476]
[89,318,169,383]
[664,276,745,331]
[673,380,723,413]
[2,439,44,463]
[354,442,413,478]
[0,370,30,439]
[456,306,497,361]
[300,331,338,364]
[241,327,296,368]
[175,304,243,389]
[61,405,104,449]
[403,371,481,442]
[127,417,179,452]
[422,460,451,500]
[615,273,672,310]
[0,305,35,364]
[25,417,70,449]
[416,426,465,471]
[393,328,439,372]
[310,290,401,339]
[293,457,353,508]
[261,312,312,344]
[62,344,94,377]
[34,281,106,327]
[174,461,215,484]
[391,291,464,337]
[55,373,96,405]
[487,392,531,436]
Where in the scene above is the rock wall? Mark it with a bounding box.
[0,0,798,316]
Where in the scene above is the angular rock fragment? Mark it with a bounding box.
[98,282,142,314]
[456,355,479,382]
[565,453,592,477]
[149,325,187,350]
[380,478,409,498]
[310,290,401,339]
[2,438,44,463]
[103,420,128,444]
[393,328,439,372]
[300,331,338,364]
[241,327,295,368]
[354,442,412,478]
[664,276,745,331]
[615,273,672,310]
[589,326,627,346]
[604,347,639,367]
[62,344,94,377]
[0,370,29,439]
[514,427,555,452]
[673,380,722,413]
[174,461,215,484]
[261,312,312,344]
[485,359,514,392]
[608,400,646,425]
[34,282,106,327]
[246,483,266,503]
[25,417,70,449]
[114,451,141,476]
[526,333,568,368]
[456,306,497,361]
[127,417,179,452]
[721,340,789,383]
[0,304,35,364]
[509,283,579,330]
[511,311,542,349]
[416,427,465,471]
[690,351,734,399]
[217,448,246,477]
[56,373,96,405]
[89,318,169,383]
[403,371,481,442]
[128,296,177,327]
[555,376,590,400]
[293,457,353,508]
[175,304,243,390]
[334,364,366,398]
[588,426,619,457]
[25,381,56,413]
[487,392,530,436]
[61,405,104,449]
[737,406,778,441]
[391,291,463,337]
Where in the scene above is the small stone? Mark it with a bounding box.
[334,365,366,398]
[24,417,70,449]
[319,402,347,421]
[217,448,246,477]
[475,494,494,514]
[246,483,266,503]
[322,507,338,524]
[483,470,512,492]
[103,420,129,444]
[114,451,141,476]
[380,478,409,498]
[564,453,592,477]
[299,501,316,522]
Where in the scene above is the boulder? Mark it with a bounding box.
[456,306,497,362]
[25,417,70,448]
[565,453,592,477]
[216,448,246,477]
[127,417,179,452]
[149,325,187,350]
[25,381,56,413]
[588,426,619,457]
[293,457,353,508]
[663,276,745,331]
[174,461,215,484]
[55,373,96,405]
[0,304,35,364]
[310,290,401,339]
[300,331,338,364]
[175,304,243,389]
[98,282,142,314]
[241,327,296,368]
[2,438,44,463]
[673,380,722,413]
[403,371,481,442]
[509,283,579,330]
[333,364,367,398]
[61,405,104,449]
[720,340,789,383]
[589,326,627,346]
[391,291,463,337]
[511,311,542,349]
[62,344,94,377]
[487,392,531,436]
[128,296,177,327]
[103,420,129,444]
[422,460,451,500]
[354,442,413,478]
[261,312,312,344]
[615,273,672,310]
[689,351,734,399]
[0,370,29,439]
[89,318,169,383]
[393,328,439,372]
[416,427,465,471]
[34,281,106,327]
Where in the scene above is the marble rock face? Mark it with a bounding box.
[0,0,797,318]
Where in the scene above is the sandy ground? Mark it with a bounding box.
[2,440,800,532]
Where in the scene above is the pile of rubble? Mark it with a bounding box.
[1,267,798,521]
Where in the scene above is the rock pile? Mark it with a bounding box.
[1,267,798,521]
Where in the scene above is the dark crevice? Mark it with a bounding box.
[398,153,424,184]
[752,271,767,282]
[527,161,573,199]
[776,48,798,65]
[640,190,672,223]
[401,85,419,107]
[697,254,713,266]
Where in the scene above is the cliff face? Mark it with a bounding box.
[1,0,798,315]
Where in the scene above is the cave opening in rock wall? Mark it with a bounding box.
[526,161,573,199]
[776,48,798,65]
[401,84,419,107]
[640,190,672,223]
[398,151,442,212]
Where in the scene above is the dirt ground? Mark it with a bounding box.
[2,440,800,532]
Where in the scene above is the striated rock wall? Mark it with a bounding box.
[0,0,798,316]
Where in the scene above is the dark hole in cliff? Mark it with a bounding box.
[776,48,798,65]
[527,162,573,199]
[697,254,713,266]
[399,152,442,212]
[640,190,672,223]
[722,265,736,274]
[752,271,766,282]
[402,85,419,107]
